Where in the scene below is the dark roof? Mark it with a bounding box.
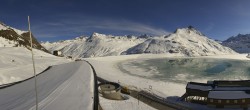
[214,86,250,91]
[208,91,250,99]
[186,82,213,91]
[213,80,250,87]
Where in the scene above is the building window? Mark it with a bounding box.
[226,100,230,103]
[210,99,213,102]
[242,99,245,103]
[234,100,238,103]
[218,100,221,103]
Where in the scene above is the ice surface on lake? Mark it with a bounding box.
[118,58,250,84]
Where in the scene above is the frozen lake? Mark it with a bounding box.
[118,58,250,84]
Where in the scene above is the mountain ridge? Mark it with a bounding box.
[222,34,250,53]
[0,21,49,52]
[42,27,236,58]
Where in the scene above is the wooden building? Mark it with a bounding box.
[207,91,250,108]
[181,80,250,109]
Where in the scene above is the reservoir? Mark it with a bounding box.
[118,58,250,84]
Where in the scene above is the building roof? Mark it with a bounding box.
[214,86,250,91]
[213,80,250,87]
[186,82,213,91]
[208,91,250,99]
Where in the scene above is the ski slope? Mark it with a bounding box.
[0,61,95,110]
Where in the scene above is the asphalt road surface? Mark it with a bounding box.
[0,61,95,110]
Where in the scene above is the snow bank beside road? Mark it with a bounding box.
[0,47,70,85]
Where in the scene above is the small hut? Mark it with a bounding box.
[52,50,62,56]
[247,53,250,58]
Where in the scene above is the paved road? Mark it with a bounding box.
[0,61,95,110]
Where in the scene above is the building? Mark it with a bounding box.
[181,80,250,109]
[52,50,62,56]
[247,54,250,58]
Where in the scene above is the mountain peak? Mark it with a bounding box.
[222,33,250,53]
[0,21,48,52]
[91,32,108,38]
[0,21,27,35]
[138,34,152,38]
[0,21,8,30]
[188,25,195,29]
[0,21,7,26]
[182,26,204,36]
[174,26,203,36]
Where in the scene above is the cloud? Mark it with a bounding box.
[203,22,215,33]
[31,15,170,39]
[91,20,170,35]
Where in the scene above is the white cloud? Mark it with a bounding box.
[203,22,215,33]
[90,20,170,35]
[31,16,170,38]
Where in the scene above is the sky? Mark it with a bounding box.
[0,0,250,42]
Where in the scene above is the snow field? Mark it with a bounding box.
[0,47,70,85]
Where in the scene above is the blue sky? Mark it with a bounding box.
[0,0,250,42]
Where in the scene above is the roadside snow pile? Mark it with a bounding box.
[99,95,156,110]
[42,26,236,58]
[0,47,70,85]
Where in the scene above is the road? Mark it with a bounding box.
[0,61,95,110]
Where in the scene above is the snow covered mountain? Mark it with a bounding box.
[125,26,236,56]
[42,26,236,58]
[0,22,48,52]
[42,33,146,58]
[222,34,250,53]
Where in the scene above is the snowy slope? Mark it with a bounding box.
[0,22,48,52]
[0,22,27,35]
[80,33,145,57]
[42,26,236,58]
[222,34,250,53]
[126,27,236,56]
[42,33,146,58]
[42,36,89,58]
[0,47,69,84]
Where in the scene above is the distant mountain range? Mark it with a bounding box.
[0,22,48,52]
[42,26,236,58]
[1,21,243,58]
[222,34,250,53]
